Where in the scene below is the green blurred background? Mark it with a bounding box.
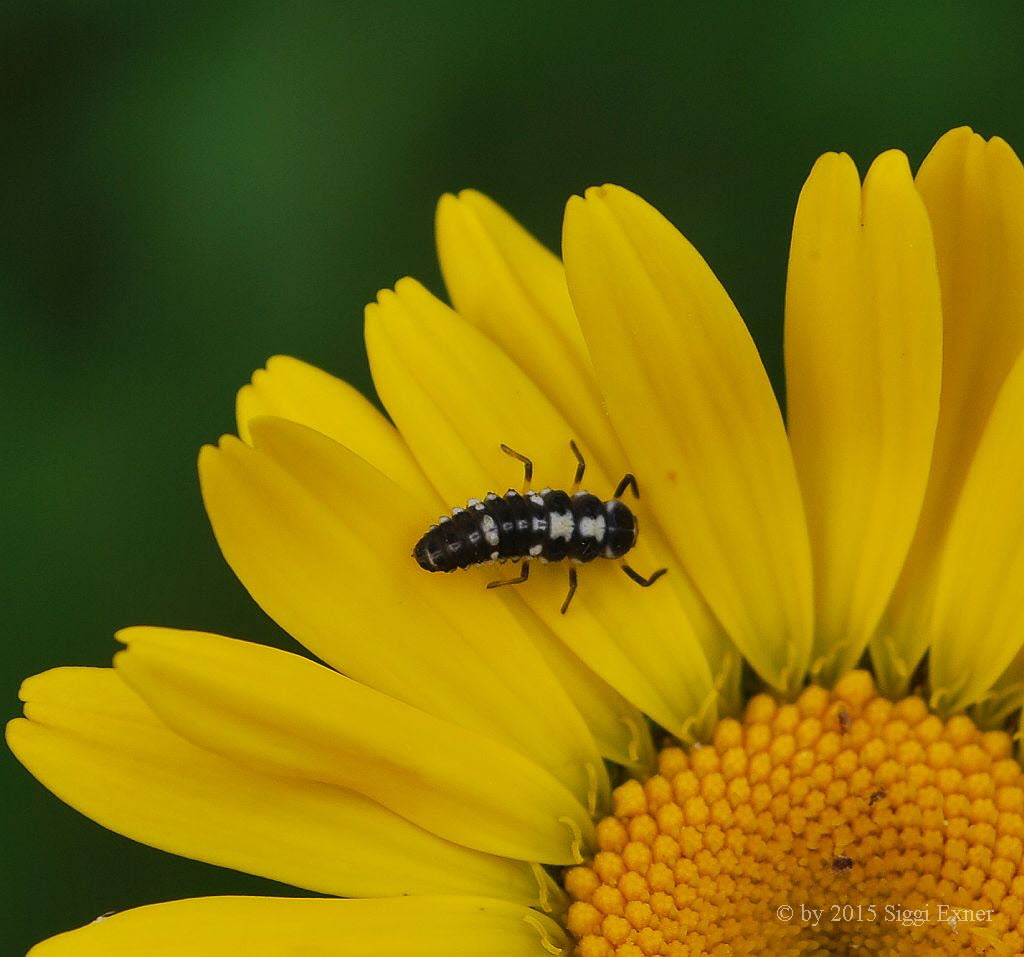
[3,1,1023,950]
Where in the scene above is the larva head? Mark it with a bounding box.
[602,499,638,558]
[413,525,449,572]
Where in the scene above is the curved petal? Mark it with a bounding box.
[519,616,655,774]
[200,420,608,809]
[115,628,594,865]
[29,896,569,957]
[876,129,1024,692]
[971,646,1024,732]
[236,355,427,498]
[233,366,639,770]
[785,150,941,681]
[7,668,552,907]
[927,350,1024,712]
[365,278,718,740]
[436,191,615,467]
[563,184,814,693]
[915,129,1024,529]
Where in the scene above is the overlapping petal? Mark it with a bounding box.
[115,627,594,865]
[916,129,1024,522]
[927,350,1024,712]
[200,419,610,804]
[563,185,814,693]
[233,371,650,771]
[236,355,427,497]
[436,190,612,467]
[436,190,736,714]
[876,129,1024,692]
[365,277,718,739]
[785,151,941,681]
[6,668,552,906]
[28,896,569,957]
[974,649,1024,732]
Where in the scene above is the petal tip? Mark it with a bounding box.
[807,150,857,180]
[264,354,298,373]
[393,275,427,299]
[434,191,461,227]
[865,149,913,187]
[197,437,237,471]
[580,183,633,206]
[5,716,27,744]
[871,147,911,169]
[16,669,65,704]
[371,280,419,313]
[936,125,977,146]
[563,193,586,216]
[113,627,137,647]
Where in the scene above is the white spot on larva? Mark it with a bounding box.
[549,511,573,541]
[579,515,606,542]
[486,492,498,501]
[452,506,465,515]
[529,543,543,556]
[439,515,451,524]
[532,515,547,532]
[490,550,500,561]
[530,494,544,506]
[467,498,482,508]
[481,514,500,546]
[541,487,552,494]
[468,530,481,545]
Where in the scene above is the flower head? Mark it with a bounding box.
[9,127,1024,955]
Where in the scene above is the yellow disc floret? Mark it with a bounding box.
[564,672,1024,955]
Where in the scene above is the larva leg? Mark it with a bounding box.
[560,566,579,615]
[613,473,640,499]
[487,561,530,589]
[621,563,666,588]
[569,440,586,492]
[500,444,533,492]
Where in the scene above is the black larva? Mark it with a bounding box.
[413,441,667,614]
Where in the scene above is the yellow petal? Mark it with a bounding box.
[785,151,941,681]
[236,355,427,498]
[521,618,655,774]
[436,191,615,465]
[365,277,718,739]
[29,896,569,957]
[7,668,551,907]
[876,129,1024,692]
[927,350,1024,712]
[971,647,1024,731]
[917,129,1024,523]
[563,185,814,692]
[115,627,594,865]
[199,419,607,808]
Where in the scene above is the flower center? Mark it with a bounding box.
[563,672,1024,955]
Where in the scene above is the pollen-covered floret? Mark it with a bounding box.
[564,672,1024,956]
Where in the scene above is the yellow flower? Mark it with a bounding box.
[8,126,1024,955]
